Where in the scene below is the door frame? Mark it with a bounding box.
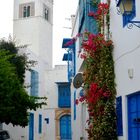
[127,91,140,140]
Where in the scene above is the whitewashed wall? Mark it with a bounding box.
[71,5,88,140]
[44,65,68,140]
[110,0,140,140]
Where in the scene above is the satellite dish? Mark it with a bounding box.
[73,73,83,89]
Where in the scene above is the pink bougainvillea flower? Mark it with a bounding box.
[89,83,98,93]
[80,53,87,59]
[103,92,110,97]
[75,99,79,105]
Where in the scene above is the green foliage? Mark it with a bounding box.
[0,40,47,127]
[0,40,36,84]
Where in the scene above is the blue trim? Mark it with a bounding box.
[62,38,75,49]
[74,91,76,120]
[63,53,72,61]
[62,38,76,82]
[85,0,98,34]
[78,9,85,33]
[79,89,84,97]
[79,0,98,34]
[73,45,76,76]
[30,70,39,97]
[38,114,42,134]
[60,115,72,139]
[29,113,34,140]
[127,91,140,140]
[116,96,123,136]
[57,84,71,108]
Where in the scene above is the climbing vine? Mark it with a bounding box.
[76,0,117,139]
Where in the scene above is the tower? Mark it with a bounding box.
[8,0,54,140]
[13,0,53,68]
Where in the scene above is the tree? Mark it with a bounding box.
[0,40,47,127]
[0,39,35,84]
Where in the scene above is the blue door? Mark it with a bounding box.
[29,113,34,140]
[60,115,71,140]
[128,92,140,140]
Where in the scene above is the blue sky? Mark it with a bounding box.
[0,0,78,65]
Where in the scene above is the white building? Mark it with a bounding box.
[3,0,72,140]
[110,0,140,140]
[66,0,140,140]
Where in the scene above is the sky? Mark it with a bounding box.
[0,0,78,66]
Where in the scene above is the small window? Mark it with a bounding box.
[38,114,42,134]
[44,8,49,20]
[45,118,49,124]
[27,6,31,17]
[23,5,30,17]
[19,2,35,18]
[23,6,27,17]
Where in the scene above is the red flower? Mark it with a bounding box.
[103,92,110,97]
[80,53,87,59]
[89,83,98,93]
[75,99,79,105]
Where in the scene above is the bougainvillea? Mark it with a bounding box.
[77,31,117,139]
[66,0,117,139]
[77,1,117,139]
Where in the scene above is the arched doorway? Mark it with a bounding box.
[60,115,71,140]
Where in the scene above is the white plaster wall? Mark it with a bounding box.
[71,0,140,139]
[110,0,140,139]
[71,5,88,140]
[45,65,67,108]
[71,87,88,140]
[43,110,56,140]
[44,65,68,140]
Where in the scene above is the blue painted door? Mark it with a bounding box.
[128,92,140,140]
[60,115,71,140]
[29,113,34,140]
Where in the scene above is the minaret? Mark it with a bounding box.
[13,0,53,68]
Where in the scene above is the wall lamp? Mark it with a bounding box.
[116,0,140,29]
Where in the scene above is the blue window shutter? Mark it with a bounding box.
[29,113,34,140]
[58,84,71,108]
[60,115,71,139]
[38,114,42,134]
[85,0,98,34]
[30,70,39,97]
[116,96,123,136]
[74,91,76,120]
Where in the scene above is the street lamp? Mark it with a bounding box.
[117,0,133,14]
[116,0,140,28]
